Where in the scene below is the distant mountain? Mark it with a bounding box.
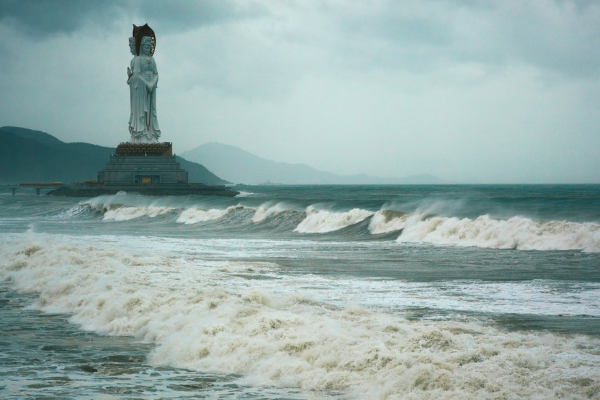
[181,142,446,185]
[0,126,228,185]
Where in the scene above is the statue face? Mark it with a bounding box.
[141,37,152,56]
[128,37,135,55]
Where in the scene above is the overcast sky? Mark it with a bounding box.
[1,0,599,183]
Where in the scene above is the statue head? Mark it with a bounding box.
[133,23,156,56]
[128,37,135,55]
[140,37,152,56]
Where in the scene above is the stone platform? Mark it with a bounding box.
[47,142,238,197]
[47,183,238,197]
[99,142,187,185]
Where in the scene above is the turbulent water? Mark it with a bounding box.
[1,184,599,399]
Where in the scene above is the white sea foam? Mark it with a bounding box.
[1,234,599,399]
[176,206,240,224]
[252,202,289,222]
[397,214,600,252]
[56,204,89,219]
[236,191,256,197]
[81,195,175,221]
[101,206,174,221]
[295,206,374,233]
[368,210,410,234]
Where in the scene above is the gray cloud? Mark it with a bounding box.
[1,0,599,183]
[0,0,124,36]
[0,0,265,37]
[315,0,600,78]
[4,0,598,78]
[135,0,268,33]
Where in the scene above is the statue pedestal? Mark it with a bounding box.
[48,143,238,197]
[98,142,188,185]
[47,141,237,196]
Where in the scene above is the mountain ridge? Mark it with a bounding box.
[181,142,446,185]
[0,126,228,185]
[1,126,446,186]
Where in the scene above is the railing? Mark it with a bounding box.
[11,182,64,195]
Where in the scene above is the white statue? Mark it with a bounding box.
[128,29,161,143]
[127,36,135,81]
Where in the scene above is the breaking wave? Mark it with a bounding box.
[252,202,290,222]
[177,206,242,224]
[368,210,409,234]
[398,214,600,252]
[294,206,374,233]
[56,204,90,219]
[81,195,175,221]
[1,235,599,399]
[103,206,175,221]
[48,194,600,252]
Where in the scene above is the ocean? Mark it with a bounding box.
[0,184,599,399]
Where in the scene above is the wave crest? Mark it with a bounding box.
[252,202,289,223]
[176,205,242,224]
[398,214,600,252]
[81,195,175,221]
[294,206,374,233]
[368,210,409,234]
[103,206,174,221]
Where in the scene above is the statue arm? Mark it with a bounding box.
[146,73,158,92]
[146,59,159,91]
[127,57,137,84]
[128,58,133,76]
[138,59,158,92]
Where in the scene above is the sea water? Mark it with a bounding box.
[0,185,599,399]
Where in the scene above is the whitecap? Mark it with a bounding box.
[176,206,239,224]
[397,214,600,252]
[294,206,374,233]
[368,210,409,234]
[252,202,290,222]
[2,235,599,399]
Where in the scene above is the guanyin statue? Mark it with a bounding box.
[127,24,161,143]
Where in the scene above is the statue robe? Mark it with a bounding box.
[128,55,161,143]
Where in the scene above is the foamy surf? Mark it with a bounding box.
[235,191,257,197]
[81,195,176,221]
[102,205,174,221]
[1,234,599,400]
[398,214,600,252]
[176,206,241,224]
[56,204,90,219]
[294,206,374,233]
[252,202,290,222]
[368,210,410,234]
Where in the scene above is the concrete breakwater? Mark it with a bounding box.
[47,183,239,197]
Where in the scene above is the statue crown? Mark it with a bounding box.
[133,23,156,56]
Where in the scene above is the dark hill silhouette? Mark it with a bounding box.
[1,126,66,147]
[181,142,446,185]
[0,126,228,185]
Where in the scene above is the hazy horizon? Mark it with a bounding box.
[1,0,599,184]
